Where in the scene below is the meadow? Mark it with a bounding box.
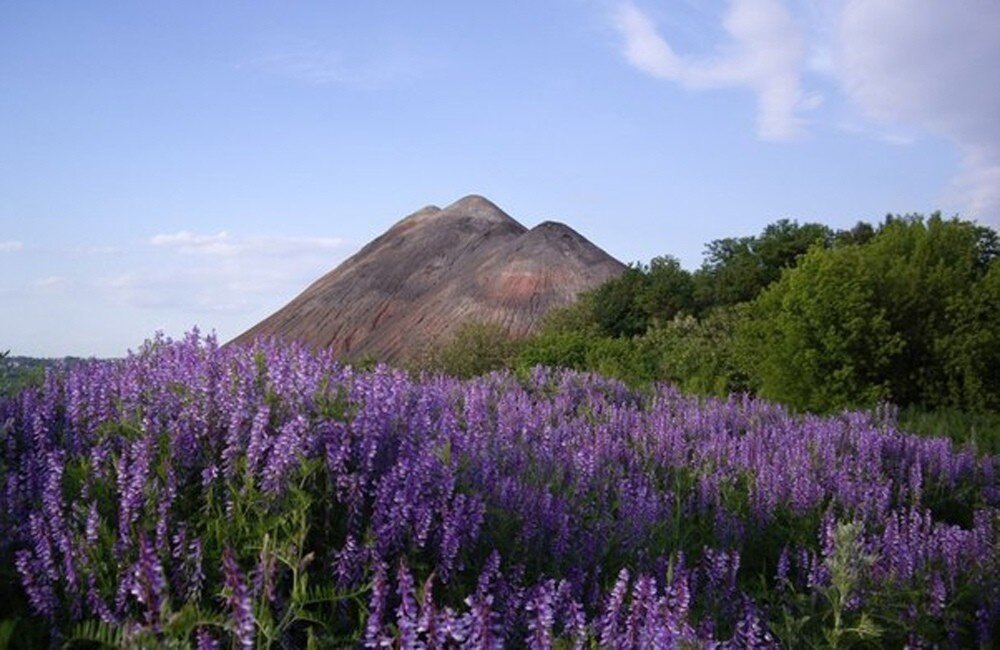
[1,332,996,648]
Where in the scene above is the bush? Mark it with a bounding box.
[516,328,597,371]
[740,243,903,411]
[646,306,752,397]
[423,322,522,378]
[741,215,997,412]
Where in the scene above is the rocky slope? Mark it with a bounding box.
[233,195,625,363]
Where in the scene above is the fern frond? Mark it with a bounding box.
[64,619,125,649]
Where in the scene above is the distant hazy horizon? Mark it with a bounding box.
[2,1,998,357]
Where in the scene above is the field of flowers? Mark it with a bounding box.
[1,331,997,648]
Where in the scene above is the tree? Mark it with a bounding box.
[741,245,903,411]
[741,214,997,412]
[640,255,696,326]
[516,329,597,371]
[939,260,1000,411]
[694,219,832,310]
[588,265,650,338]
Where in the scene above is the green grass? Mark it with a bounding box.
[896,405,1000,455]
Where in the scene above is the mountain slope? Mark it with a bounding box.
[233,196,625,362]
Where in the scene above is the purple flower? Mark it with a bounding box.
[929,572,946,617]
[130,535,167,627]
[525,580,556,650]
[261,416,308,494]
[729,598,777,649]
[196,628,220,650]
[417,573,447,649]
[396,560,419,649]
[222,547,255,649]
[599,568,630,647]
[364,562,391,649]
[14,549,55,620]
[775,547,791,588]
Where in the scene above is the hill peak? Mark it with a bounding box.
[234,197,624,362]
[392,195,522,233]
[528,220,585,239]
[440,194,519,225]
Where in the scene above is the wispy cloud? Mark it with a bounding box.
[100,231,351,315]
[150,231,345,258]
[99,271,261,314]
[613,0,1000,220]
[836,121,916,147]
[34,276,69,291]
[614,0,819,141]
[253,49,354,86]
[0,240,24,252]
[836,0,1000,221]
[250,42,434,89]
[79,245,121,256]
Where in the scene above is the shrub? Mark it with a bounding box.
[741,215,997,412]
[423,321,522,378]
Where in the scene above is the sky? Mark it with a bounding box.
[1,0,998,358]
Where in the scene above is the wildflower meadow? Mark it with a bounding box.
[1,332,996,647]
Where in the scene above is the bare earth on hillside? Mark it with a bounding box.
[233,195,626,363]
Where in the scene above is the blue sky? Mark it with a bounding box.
[2,0,998,357]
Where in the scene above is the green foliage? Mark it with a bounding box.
[742,214,997,412]
[65,619,126,648]
[0,620,16,650]
[694,219,833,309]
[897,406,1000,455]
[414,213,999,449]
[819,522,881,648]
[640,256,697,327]
[586,255,699,338]
[535,300,600,336]
[517,329,597,372]
[423,322,523,378]
[770,521,882,649]
[833,220,876,247]
[0,357,48,398]
[938,260,1000,412]
[644,306,752,397]
[581,336,656,386]
[589,265,653,337]
[740,243,903,411]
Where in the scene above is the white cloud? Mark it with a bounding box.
[150,231,234,255]
[100,231,352,315]
[99,271,259,314]
[614,0,819,141]
[250,42,435,89]
[80,245,121,256]
[34,276,68,290]
[613,0,1000,219]
[150,231,345,258]
[254,50,352,86]
[0,240,24,252]
[837,0,1000,221]
[836,120,916,147]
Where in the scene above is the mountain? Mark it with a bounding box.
[233,195,625,363]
